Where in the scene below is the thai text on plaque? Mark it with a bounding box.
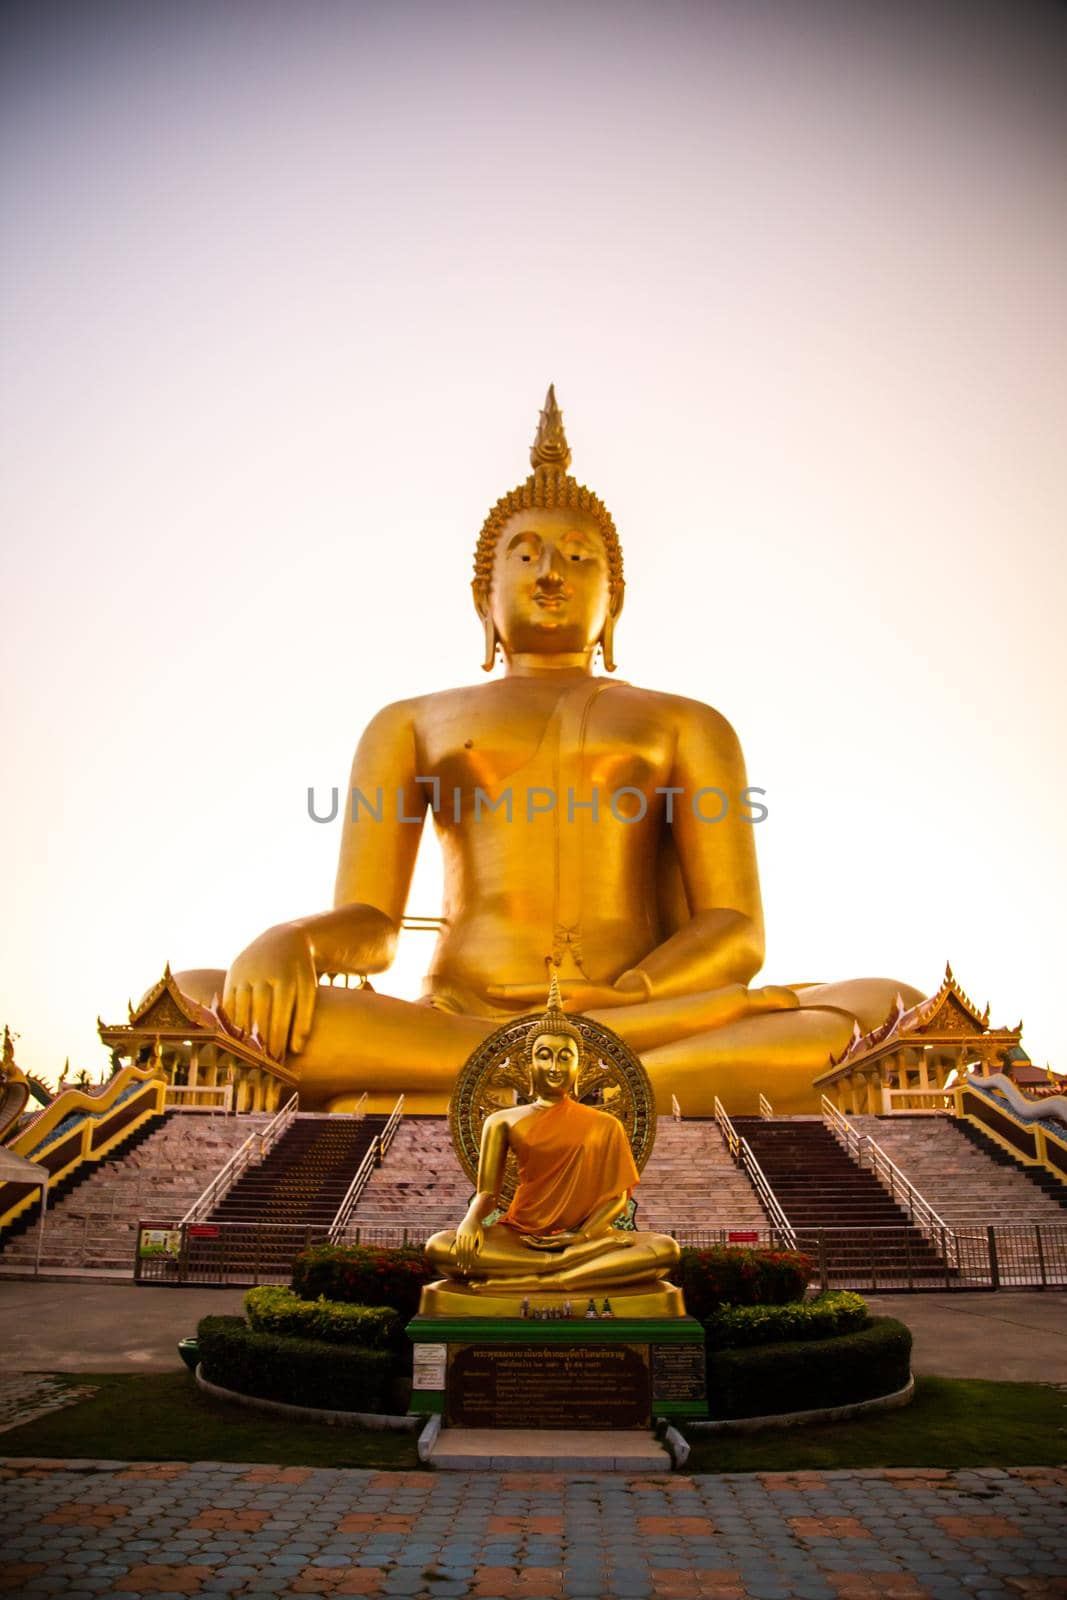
[447,1342,651,1429]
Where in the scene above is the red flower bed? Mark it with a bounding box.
[292,1243,433,1321]
[677,1245,812,1320]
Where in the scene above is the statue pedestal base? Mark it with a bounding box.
[417,1277,686,1320]
[408,1312,707,1430]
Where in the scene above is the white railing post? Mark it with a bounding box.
[670,1093,682,1122]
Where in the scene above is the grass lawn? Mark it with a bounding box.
[0,1371,419,1469]
[1,1372,1063,1472]
[683,1376,1067,1472]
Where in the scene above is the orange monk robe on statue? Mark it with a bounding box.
[499,1097,640,1236]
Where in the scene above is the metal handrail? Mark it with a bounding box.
[670,1094,682,1122]
[820,1095,955,1261]
[713,1096,740,1162]
[180,1093,299,1226]
[758,1092,774,1119]
[329,1094,405,1242]
[713,1095,795,1248]
[351,1092,368,1120]
[739,1135,797,1249]
[380,1093,404,1157]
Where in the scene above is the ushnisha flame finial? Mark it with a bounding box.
[530,383,572,473]
[525,961,582,1061]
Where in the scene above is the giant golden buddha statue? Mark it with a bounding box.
[177,388,921,1114]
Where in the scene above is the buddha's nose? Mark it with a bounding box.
[535,546,565,585]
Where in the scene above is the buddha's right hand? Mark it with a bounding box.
[455,1219,485,1276]
[223,923,318,1059]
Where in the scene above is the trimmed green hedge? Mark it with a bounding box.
[292,1244,433,1319]
[677,1246,812,1319]
[197,1315,397,1413]
[705,1291,869,1350]
[245,1287,401,1348]
[707,1316,912,1420]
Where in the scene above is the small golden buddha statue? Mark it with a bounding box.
[420,977,683,1318]
[175,386,921,1115]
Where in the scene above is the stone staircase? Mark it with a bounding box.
[343,1115,767,1241]
[634,1117,768,1237]
[341,1116,472,1240]
[735,1116,948,1281]
[849,1114,1067,1230]
[0,1112,267,1272]
[184,1114,389,1276]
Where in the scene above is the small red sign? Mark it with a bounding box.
[188,1225,220,1238]
[727,1230,760,1243]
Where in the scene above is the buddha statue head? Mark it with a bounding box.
[526,969,584,1102]
[472,386,625,671]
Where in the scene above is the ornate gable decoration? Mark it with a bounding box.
[910,963,989,1038]
[825,962,1019,1074]
[915,991,984,1038]
[125,964,218,1033]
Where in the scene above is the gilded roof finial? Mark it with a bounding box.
[530,384,572,473]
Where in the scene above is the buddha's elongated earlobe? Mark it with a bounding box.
[481,612,500,672]
[599,614,617,673]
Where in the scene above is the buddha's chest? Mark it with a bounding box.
[417,686,674,799]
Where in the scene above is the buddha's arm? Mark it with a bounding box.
[455,1113,510,1274]
[328,698,426,964]
[615,702,765,1001]
[223,700,426,1056]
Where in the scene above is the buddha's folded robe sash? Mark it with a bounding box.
[499,1097,639,1236]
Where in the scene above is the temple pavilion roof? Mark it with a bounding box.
[812,963,1022,1088]
[97,964,293,1081]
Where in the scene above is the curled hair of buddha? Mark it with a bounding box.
[472,385,625,614]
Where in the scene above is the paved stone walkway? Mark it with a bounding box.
[0,1374,96,1435]
[2,1459,1065,1599]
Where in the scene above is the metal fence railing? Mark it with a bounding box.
[664,1223,1067,1292]
[134,1218,324,1285]
[132,1213,1067,1292]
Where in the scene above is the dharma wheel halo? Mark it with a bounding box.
[448,1001,656,1207]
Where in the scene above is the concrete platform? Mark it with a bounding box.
[425,1425,671,1471]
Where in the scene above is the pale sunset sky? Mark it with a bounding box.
[2,0,1065,1086]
